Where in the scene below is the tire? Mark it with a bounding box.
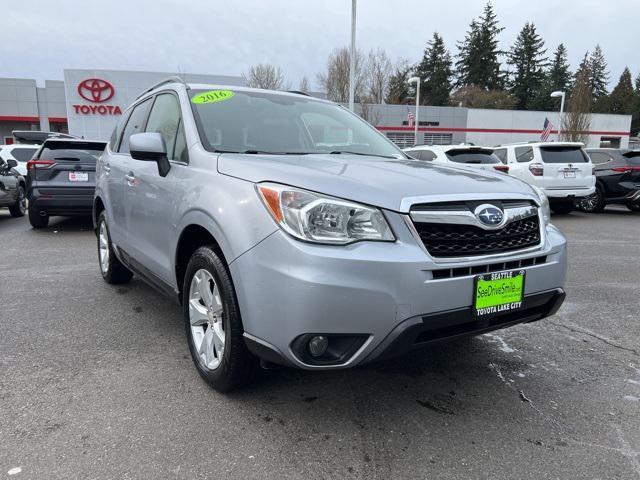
[183,246,257,392]
[8,185,26,217]
[626,203,640,213]
[580,188,606,213]
[28,206,49,228]
[550,201,574,215]
[97,212,133,284]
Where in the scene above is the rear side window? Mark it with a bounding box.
[12,147,37,162]
[445,149,500,164]
[623,151,640,165]
[515,147,534,163]
[493,148,507,164]
[38,141,106,163]
[405,149,420,159]
[540,146,589,163]
[420,150,437,161]
[118,98,152,154]
[588,152,612,165]
[145,93,186,162]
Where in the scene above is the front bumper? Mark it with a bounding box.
[230,214,567,370]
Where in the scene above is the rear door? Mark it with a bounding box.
[30,140,106,197]
[538,145,592,190]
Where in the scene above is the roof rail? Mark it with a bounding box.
[136,76,189,99]
[287,90,311,97]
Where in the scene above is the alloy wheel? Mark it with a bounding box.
[99,221,110,274]
[188,269,225,370]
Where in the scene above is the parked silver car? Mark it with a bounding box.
[94,79,567,391]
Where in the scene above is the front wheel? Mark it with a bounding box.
[626,203,640,213]
[97,212,132,284]
[9,185,26,217]
[550,201,574,215]
[183,246,257,392]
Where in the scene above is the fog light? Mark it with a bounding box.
[308,335,328,357]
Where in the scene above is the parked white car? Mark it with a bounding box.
[493,142,595,214]
[0,144,40,176]
[403,145,509,173]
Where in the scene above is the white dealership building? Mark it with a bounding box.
[0,68,632,148]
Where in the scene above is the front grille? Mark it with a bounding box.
[412,212,541,258]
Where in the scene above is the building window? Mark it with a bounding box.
[423,133,452,145]
[386,132,414,148]
[600,137,621,148]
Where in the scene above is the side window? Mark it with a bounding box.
[493,149,507,164]
[589,152,611,165]
[145,93,186,161]
[109,110,131,151]
[515,146,534,163]
[118,98,152,154]
[405,149,420,159]
[421,150,436,161]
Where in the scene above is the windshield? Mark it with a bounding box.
[445,149,500,164]
[540,146,589,163]
[38,141,106,163]
[190,89,403,158]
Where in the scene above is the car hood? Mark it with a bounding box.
[218,153,536,212]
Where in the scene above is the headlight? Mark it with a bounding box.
[530,185,550,225]
[257,183,395,244]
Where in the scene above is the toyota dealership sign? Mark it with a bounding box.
[73,78,122,116]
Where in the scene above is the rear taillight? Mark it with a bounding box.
[612,166,640,173]
[26,159,55,170]
[493,165,509,173]
[529,163,544,176]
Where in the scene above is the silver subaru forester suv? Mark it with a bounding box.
[94,79,567,391]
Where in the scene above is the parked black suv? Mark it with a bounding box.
[27,139,106,228]
[581,148,640,213]
[0,158,26,217]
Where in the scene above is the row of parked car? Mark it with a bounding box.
[403,143,640,214]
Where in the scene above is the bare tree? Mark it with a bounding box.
[562,65,591,143]
[358,96,382,125]
[317,47,366,103]
[243,64,290,90]
[366,49,392,104]
[298,76,310,93]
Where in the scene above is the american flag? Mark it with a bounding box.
[407,108,415,128]
[540,117,554,141]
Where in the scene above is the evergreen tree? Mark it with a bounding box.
[507,22,547,109]
[385,62,412,104]
[455,2,504,90]
[588,45,610,100]
[531,44,572,111]
[606,68,634,114]
[414,32,453,106]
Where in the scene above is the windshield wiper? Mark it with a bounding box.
[328,150,396,159]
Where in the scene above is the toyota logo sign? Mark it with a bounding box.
[77,78,115,103]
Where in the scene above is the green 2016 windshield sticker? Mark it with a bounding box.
[191,90,234,104]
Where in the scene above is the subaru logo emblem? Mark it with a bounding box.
[474,204,504,227]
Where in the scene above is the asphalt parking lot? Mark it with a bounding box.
[1,208,639,479]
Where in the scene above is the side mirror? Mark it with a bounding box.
[129,132,171,177]
[6,159,18,169]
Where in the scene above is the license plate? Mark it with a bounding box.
[474,270,525,317]
[563,171,576,178]
[69,172,88,182]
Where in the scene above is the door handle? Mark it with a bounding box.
[103,163,111,173]
[125,173,136,185]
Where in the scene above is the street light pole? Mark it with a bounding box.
[348,0,357,112]
[551,91,565,141]
[408,76,421,146]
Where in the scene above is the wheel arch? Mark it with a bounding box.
[93,196,105,229]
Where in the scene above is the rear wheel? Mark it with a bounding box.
[9,185,26,217]
[550,201,574,215]
[183,246,257,392]
[626,203,640,213]
[28,207,49,228]
[580,189,606,213]
[97,212,132,284]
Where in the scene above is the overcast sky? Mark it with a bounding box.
[1,0,635,90]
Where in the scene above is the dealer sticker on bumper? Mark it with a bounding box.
[474,270,525,317]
